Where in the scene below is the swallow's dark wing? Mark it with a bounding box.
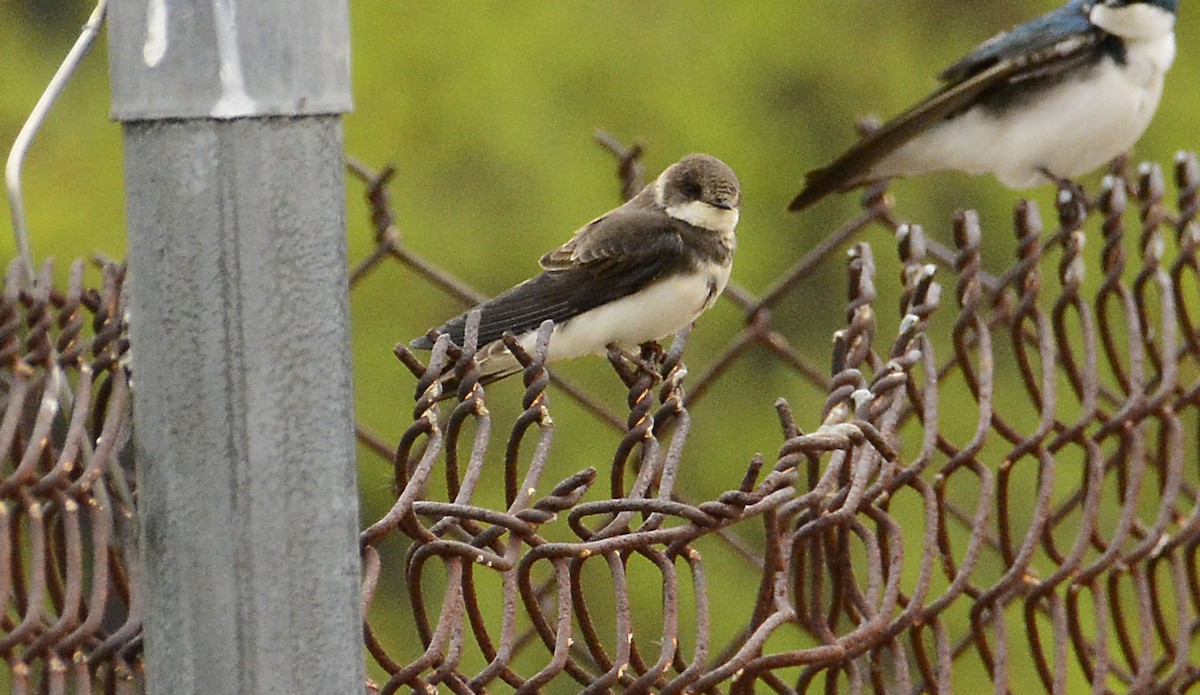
[537,202,669,269]
[938,0,1095,83]
[411,208,691,350]
[789,1,1103,211]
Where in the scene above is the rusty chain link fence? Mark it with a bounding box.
[343,142,1200,694]
[0,260,140,693]
[2,136,1199,693]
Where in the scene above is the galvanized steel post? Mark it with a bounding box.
[107,1,362,692]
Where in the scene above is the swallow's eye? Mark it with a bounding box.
[681,181,703,199]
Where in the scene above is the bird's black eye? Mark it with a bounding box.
[681,181,703,199]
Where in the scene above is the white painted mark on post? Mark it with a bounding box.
[210,0,258,117]
[142,0,168,67]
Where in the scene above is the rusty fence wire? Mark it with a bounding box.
[2,140,1199,693]
[349,140,1200,694]
[0,259,140,694]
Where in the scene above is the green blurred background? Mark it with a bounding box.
[3,0,1197,690]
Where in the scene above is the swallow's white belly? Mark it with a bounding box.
[478,262,730,376]
[546,262,730,358]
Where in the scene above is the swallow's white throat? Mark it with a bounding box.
[652,173,740,236]
[1091,3,1175,41]
[665,200,740,236]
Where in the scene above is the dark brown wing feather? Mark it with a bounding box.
[411,208,691,350]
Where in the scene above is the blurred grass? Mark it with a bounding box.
[3,0,1198,690]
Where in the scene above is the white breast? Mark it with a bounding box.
[472,261,731,378]
[540,261,730,361]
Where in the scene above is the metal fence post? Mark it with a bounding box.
[107,2,362,693]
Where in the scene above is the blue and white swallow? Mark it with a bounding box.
[790,0,1178,211]
[412,154,741,384]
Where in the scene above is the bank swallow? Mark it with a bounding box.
[411,153,741,386]
[790,0,1178,211]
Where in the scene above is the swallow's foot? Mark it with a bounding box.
[1039,167,1090,211]
[638,340,668,367]
[605,342,665,384]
